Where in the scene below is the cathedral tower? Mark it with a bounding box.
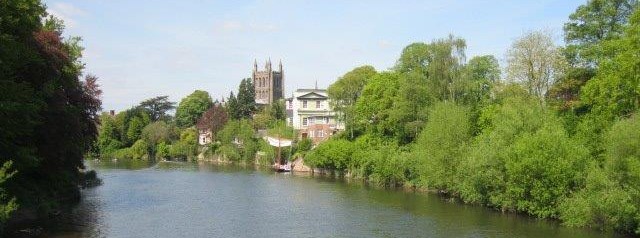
[252,59,284,105]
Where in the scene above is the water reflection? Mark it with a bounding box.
[35,160,624,238]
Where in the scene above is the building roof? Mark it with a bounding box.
[296,92,328,99]
[295,88,327,93]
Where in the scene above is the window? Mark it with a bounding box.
[302,118,308,126]
[303,100,308,108]
[325,117,329,124]
[317,130,324,138]
[308,117,314,125]
[316,100,321,108]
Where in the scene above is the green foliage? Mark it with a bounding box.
[266,121,295,139]
[413,102,471,190]
[130,140,149,160]
[463,55,500,104]
[559,114,640,233]
[395,35,467,102]
[305,139,354,171]
[175,90,213,128]
[97,114,123,155]
[252,100,286,129]
[353,72,400,137]
[328,65,377,138]
[169,128,198,160]
[216,120,258,162]
[156,142,170,160]
[228,78,256,120]
[138,96,175,121]
[0,161,18,231]
[141,121,175,147]
[581,9,640,121]
[1,0,102,221]
[564,0,638,66]
[296,138,313,153]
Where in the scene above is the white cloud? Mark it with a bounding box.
[220,21,243,31]
[378,40,392,48]
[46,2,87,29]
[215,21,279,33]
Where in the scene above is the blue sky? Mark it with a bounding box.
[43,0,585,111]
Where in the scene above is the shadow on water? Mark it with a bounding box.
[33,160,628,238]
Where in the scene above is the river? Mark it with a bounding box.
[36,160,622,238]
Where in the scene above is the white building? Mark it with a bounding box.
[287,89,344,144]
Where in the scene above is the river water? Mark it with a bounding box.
[38,160,622,238]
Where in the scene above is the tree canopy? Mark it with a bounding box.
[175,90,213,128]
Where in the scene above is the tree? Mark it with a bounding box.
[0,161,17,233]
[464,55,500,103]
[395,36,467,102]
[269,99,286,121]
[328,66,377,138]
[196,103,229,137]
[581,9,640,121]
[0,0,101,220]
[141,121,175,148]
[97,113,123,155]
[506,30,566,100]
[235,78,257,119]
[138,96,175,121]
[564,0,639,67]
[353,72,400,137]
[414,102,471,190]
[175,90,213,127]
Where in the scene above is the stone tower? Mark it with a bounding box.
[252,59,284,105]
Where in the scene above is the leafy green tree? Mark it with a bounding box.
[217,120,257,162]
[233,78,257,119]
[169,128,198,160]
[413,102,471,190]
[126,116,146,144]
[0,161,18,233]
[581,9,640,122]
[156,142,170,160]
[138,96,175,121]
[305,139,354,171]
[175,90,213,128]
[395,36,467,102]
[97,113,123,155]
[463,55,500,104]
[141,121,178,147]
[560,113,640,233]
[129,140,148,160]
[328,66,377,138]
[353,72,400,137]
[564,0,639,67]
[226,92,240,120]
[269,99,286,121]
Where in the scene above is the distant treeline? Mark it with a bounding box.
[96,77,308,165]
[304,0,640,235]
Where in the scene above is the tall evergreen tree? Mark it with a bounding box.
[236,78,257,119]
[227,91,240,120]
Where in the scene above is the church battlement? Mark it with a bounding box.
[252,59,284,105]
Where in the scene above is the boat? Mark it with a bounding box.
[274,162,291,172]
[266,135,293,173]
